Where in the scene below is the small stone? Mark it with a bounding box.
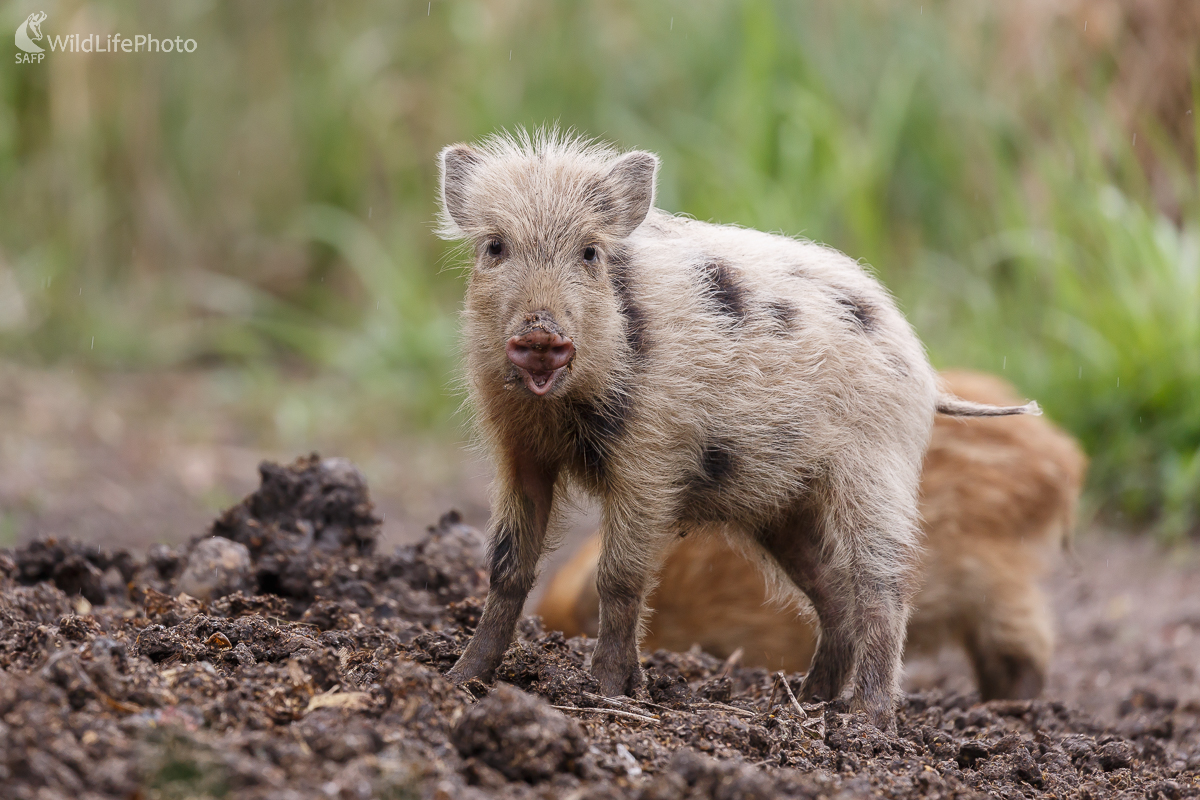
[177,537,253,601]
[205,631,232,649]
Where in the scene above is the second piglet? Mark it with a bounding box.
[436,129,1037,729]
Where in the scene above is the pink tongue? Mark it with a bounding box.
[532,373,550,387]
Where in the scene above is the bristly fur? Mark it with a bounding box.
[436,126,1040,730]
[538,370,1086,701]
[835,292,875,332]
[436,126,638,242]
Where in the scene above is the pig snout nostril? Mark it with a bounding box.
[506,331,575,373]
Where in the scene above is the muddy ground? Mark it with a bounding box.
[2,455,1199,799]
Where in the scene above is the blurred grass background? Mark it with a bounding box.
[1,0,1198,538]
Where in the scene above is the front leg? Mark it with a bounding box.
[591,502,666,697]
[448,451,558,684]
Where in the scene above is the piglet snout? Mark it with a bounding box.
[506,329,575,396]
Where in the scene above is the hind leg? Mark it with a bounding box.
[757,504,859,704]
[849,552,913,729]
[761,492,919,730]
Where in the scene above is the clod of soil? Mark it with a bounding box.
[176,536,253,601]
[212,454,382,558]
[453,684,587,783]
[1,453,1199,799]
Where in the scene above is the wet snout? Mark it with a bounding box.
[506,317,575,396]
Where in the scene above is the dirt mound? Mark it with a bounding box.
[453,684,588,783]
[1,455,1198,798]
[212,454,382,557]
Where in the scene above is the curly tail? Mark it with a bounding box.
[936,394,1041,417]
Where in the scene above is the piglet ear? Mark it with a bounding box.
[437,144,483,239]
[604,151,659,237]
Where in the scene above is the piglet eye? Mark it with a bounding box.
[486,240,503,257]
[583,246,598,263]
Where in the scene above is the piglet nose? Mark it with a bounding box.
[506,329,575,373]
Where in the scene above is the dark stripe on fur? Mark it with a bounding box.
[610,248,649,359]
[676,438,738,522]
[765,299,797,335]
[488,523,517,585]
[699,439,736,486]
[835,293,875,332]
[699,259,748,325]
[567,383,634,484]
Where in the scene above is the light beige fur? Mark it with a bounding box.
[539,370,1086,701]
[436,129,1037,729]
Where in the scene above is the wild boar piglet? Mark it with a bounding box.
[436,129,1037,730]
[539,370,1086,703]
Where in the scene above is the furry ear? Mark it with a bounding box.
[437,144,482,239]
[604,151,659,237]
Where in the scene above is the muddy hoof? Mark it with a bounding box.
[447,656,496,686]
[850,697,897,733]
[592,659,644,697]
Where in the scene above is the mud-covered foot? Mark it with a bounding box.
[591,655,644,697]
[975,651,1045,701]
[799,669,842,705]
[447,649,501,685]
[850,695,897,733]
[797,635,855,705]
[447,606,521,684]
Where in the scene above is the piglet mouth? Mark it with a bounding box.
[513,365,570,396]
[505,326,576,398]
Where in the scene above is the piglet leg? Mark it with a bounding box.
[448,452,558,683]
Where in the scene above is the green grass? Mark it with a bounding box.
[1,1,1197,536]
[145,732,230,799]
